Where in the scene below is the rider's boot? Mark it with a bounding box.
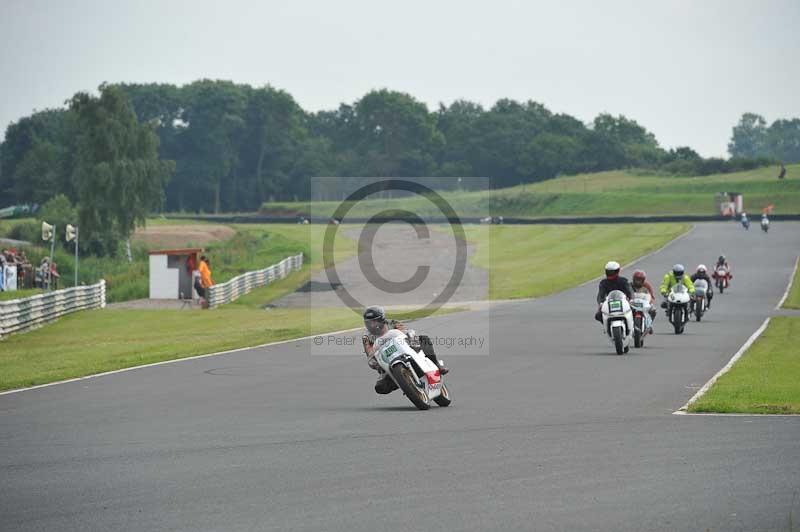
[419,335,449,375]
[374,372,398,394]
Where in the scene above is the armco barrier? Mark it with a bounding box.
[206,254,303,308]
[0,280,106,339]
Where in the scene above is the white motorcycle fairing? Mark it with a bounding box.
[373,329,446,409]
[601,291,634,355]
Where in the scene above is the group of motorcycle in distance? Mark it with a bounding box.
[600,263,732,355]
[363,215,768,408]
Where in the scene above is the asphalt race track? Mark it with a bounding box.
[1,222,799,532]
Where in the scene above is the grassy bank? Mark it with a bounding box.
[689,317,800,414]
[0,288,42,302]
[465,223,690,299]
[260,164,800,218]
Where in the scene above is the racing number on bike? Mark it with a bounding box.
[382,343,398,361]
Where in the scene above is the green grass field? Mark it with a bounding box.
[782,258,800,309]
[261,164,800,218]
[689,317,800,414]
[465,223,690,299]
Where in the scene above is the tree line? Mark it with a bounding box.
[2,81,792,221]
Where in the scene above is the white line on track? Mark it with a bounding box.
[673,317,771,415]
[0,326,362,397]
[775,255,799,310]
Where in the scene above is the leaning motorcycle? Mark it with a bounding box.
[373,329,451,410]
[693,279,709,321]
[666,284,691,334]
[630,292,653,348]
[601,290,633,355]
[713,266,730,294]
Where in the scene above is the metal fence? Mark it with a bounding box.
[0,280,106,339]
[206,254,304,308]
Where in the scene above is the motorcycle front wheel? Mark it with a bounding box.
[633,315,643,348]
[391,364,431,410]
[672,308,683,334]
[612,327,625,355]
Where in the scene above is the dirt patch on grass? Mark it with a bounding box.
[133,224,235,249]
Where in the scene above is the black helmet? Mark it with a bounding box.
[363,305,386,335]
[673,264,685,279]
[718,255,725,263]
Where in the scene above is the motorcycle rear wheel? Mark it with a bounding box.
[391,364,431,410]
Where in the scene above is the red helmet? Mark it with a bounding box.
[632,270,646,286]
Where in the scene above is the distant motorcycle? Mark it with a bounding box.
[741,217,750,230]
[630,292,653,348]
[666,284,691,334]
[713,266,730,293]
[693,279,709,321]
[600,290,633,355]
[761,218,770,233]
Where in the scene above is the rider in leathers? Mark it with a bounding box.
[690,264,714,309]
[595,261,633,322]
[362,306,449,395]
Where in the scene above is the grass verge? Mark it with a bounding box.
[782,258,800,309]
[689,317,800,414]
[0,304,462,392]
[464,223,690,299]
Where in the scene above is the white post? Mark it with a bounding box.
[48,225,56,291]
[74,227,79,287]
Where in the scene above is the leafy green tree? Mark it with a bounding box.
[765,118,800,163]
[0,109,73,204]
[181,80,246,213]
[69,84,174,255]
[728,113,768,159]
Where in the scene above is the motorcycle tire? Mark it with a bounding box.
[612,327,625,355]
[719,283,724,294]
[696,306,703,322]
[633,316,643,348]
[672,309,682,334]
[391,364,430,410]
[433,383,452,407]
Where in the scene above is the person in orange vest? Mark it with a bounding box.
[198,255,214,291]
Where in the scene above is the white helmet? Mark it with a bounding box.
[604,261,621,279]
[697,264,707,273]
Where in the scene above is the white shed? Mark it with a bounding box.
[148,248,203,300]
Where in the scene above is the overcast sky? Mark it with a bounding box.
[1,0,797,157]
